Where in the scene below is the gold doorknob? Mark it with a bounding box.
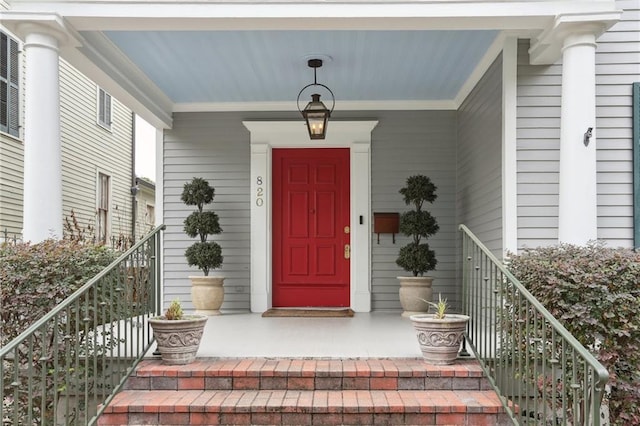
[344,244,351,259]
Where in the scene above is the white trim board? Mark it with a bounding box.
[243,120,378,313]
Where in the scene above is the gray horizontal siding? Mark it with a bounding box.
[594,0,638,247]
[516,39,561,248]
[516,1,638,249]
[456,54,503,258]
[165,110,459,313]
[163,112,251,312]
[371,110,458,311]
[516,0,638,249]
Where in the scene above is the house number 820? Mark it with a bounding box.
[256,176,264,207]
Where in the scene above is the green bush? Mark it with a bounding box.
[0,239,119,342]
[507,243,640,425]
[1,239,120,422]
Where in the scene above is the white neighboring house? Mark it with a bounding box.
[0,21,135,243]
[133,176,155,240]
[1,0,638,313]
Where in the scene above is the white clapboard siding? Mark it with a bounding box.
[457,54,503,257]
[0,135,23,236]
[59,59,133,240]
[0,56,133,240]
[371,110,458,311]
[0,24,24,237]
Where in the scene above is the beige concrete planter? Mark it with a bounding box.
[409,314,470,365]
[397,276,433,317]
[190,276,225,316]
[149,315,207,365]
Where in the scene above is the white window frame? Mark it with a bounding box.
[96,171,111,244]
[97,87,112,130]
[145,203,155,226]
[1,30,20,138]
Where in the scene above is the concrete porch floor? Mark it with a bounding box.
[162,312,423,358]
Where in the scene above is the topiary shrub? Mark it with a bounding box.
[507,243,640,425]
[396,175,439,276]
[181,177,223,276]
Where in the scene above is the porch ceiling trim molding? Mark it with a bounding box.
[5,1,620,32]
[243,120,378,313]
[174,100,458,113]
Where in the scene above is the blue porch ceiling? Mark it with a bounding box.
[102,30,498,104]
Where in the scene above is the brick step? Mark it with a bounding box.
[99,389,510,425]
[124,358,491,392]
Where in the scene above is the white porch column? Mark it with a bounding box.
[21,27,63,242]
[558,29,598,245]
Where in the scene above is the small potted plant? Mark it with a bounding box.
[182,177,224,315]
[410,294,469,365]
[149,299,207,365]
[396,175,439,317]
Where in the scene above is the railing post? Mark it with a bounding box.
[155,229,162,316]
[459,232,471,357]
[151,228,162,356]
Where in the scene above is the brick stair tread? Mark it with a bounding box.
[132,358,484,378]
[103,389,505,414]
[125,358,491,392]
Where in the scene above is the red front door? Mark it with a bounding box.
[272,148,350,307]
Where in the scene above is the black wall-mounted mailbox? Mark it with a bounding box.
[373,212,400,244]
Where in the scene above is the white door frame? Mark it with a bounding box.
[243,120,378,312]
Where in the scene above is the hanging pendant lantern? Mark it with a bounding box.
[297,59,335,140]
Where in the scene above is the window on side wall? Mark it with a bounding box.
[97,172,111,244]
[97,87,112,130]
[146,204,155,227]
[1,31,20,138]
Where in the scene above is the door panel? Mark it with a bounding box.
[273,148,350,307]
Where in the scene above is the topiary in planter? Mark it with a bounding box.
[396,175,440,317]
[182,177,225,315]
[396,175,439,276]
[182,177,223,276]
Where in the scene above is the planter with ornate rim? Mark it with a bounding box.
[409,313,469,365]
[149,315,207,365]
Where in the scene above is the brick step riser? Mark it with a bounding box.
[100,411,510,425]
[124,375,491,392]
[103,360,508,425]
